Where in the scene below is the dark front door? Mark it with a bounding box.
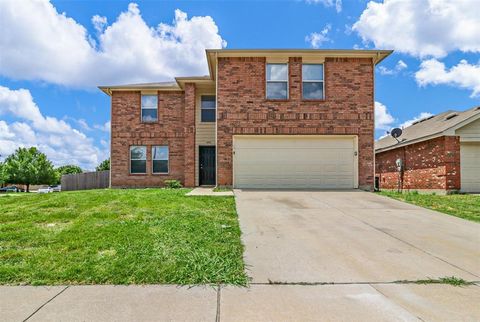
[199,146,216,186]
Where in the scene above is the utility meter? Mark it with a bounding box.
[395,158,403,171]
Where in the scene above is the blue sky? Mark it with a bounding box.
[0,0,479,169]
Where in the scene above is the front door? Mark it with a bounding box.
[199,146,216,186]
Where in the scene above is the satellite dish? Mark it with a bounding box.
[391,128,403,139]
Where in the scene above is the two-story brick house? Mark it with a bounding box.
[100,49,392,190]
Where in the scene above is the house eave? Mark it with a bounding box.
[98,84,183,96]
[375,133,445,154]
[206,49,393,80]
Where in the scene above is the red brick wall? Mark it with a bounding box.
[216,57,375,189]
[183,84,196,187]
[375,136,461,191]
[110,90,191,188]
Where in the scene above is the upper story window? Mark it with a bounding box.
[201,95,216,122]
[130,146,147,174]
[141,95,158,122]
[266,63,288,100]
[302,64,324,100]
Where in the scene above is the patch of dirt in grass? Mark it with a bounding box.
[97,249,117,258]
[37,221,72,232]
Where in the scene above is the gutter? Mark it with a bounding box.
[375,133,445,154]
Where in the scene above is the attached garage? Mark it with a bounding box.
[460,142,480,193]
[233,135,358,189]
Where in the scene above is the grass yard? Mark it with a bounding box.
[378,191,480,222]
[0,189,248,285]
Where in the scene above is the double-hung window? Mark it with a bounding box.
[141,95,158,122]
[130,146,147,174]
[266,63,288,99]
[152,146,169,174]
[201,95,216,122]
[302,64,324,100]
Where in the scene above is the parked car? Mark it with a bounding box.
[0,186,24,193]
[37,186,53,193]
[50,185,61,192]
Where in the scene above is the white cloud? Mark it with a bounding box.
[353,0,480,58]
[77,119,92,131]
[306,0,342,13]
[415,59,480,97]
[399,112,434,129]
[0,86,105,169]
[306,24,331,49]
[0,87,72,134]
[0,1,226,88]
[92,15,107,33]
[378,60,408,76]
[375,101,395,130]
[397,60,408,70]
[94,121,111,132]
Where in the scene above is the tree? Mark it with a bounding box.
[55,165,83,184]
[3,147,57,192]
[96,159,110,171]
[0,162,5,187]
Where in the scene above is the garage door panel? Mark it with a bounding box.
[461,142,480,193]
[234,138,354,149]
[233,136,356,189]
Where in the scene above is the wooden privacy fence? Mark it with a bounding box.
[61,171,110,191]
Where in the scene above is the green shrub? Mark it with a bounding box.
[164,179,182,189]
[213,186,232,192]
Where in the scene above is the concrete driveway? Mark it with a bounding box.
[234,190,480,283]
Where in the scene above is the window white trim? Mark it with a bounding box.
[302,63,325,100]
[266,63,289,100]
[141,94,158,123]
[130,146,147,174]
[200,95,216,123]
[152,146,169,174]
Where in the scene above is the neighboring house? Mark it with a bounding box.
[375,106,480,193]
[100,49,392,190]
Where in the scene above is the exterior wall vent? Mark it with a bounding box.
[412,115,434,126]
[444,113,458,120]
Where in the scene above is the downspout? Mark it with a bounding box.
[402,146,406,191]
[109,92,112,188]
[372,57,376,191]
[215,52,218,187]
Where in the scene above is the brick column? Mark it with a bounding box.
[184,83,196,187]
[444,136,461,191]
[289,57,302,101]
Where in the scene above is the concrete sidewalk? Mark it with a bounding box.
[2,283,480,321]
[186,187,234,196]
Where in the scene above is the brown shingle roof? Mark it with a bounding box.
[375,106,480,152]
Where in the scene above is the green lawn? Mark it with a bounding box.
[0,189,248,285]
[378,191,480,222]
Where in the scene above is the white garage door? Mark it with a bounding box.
[233,136,357,189]
[461,142,480,193]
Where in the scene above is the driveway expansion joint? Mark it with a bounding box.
[369,283,426,322]
[251,279,480,286]
[23,286,69,322]
[215,284,221,322]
